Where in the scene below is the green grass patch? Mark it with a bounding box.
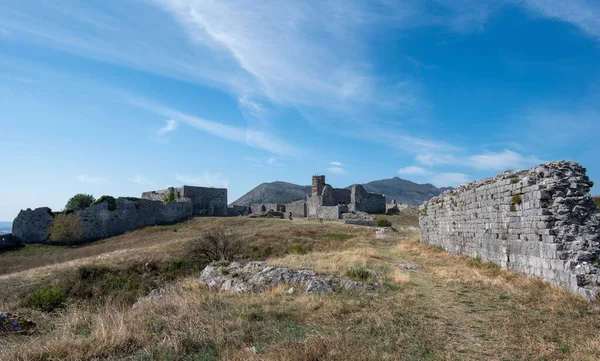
[23,284,67,312]
[291,243,311,255]
[322,232,354,241]
[376,219,393,227]
[346,266,370,281]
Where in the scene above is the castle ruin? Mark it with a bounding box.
[250,175,386,220]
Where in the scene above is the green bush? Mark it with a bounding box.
[291,243,311,255]
[91,196,116,211]
[512,194,522,205]
[593,196,600,209]
[322,232,354,241]
[47,213,85,245]
[376,219,392,227]
[347,267,370,281]
[164,193,176,204]
[64,193,95,211]
[23,285,67,312]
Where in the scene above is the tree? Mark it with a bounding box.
[64,194,95,212]
[47,213,85,245]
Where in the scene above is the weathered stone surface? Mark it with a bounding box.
[142,185,227,216]
[0,233,24,253]
[12,207,54,243]
[13,198,193,244]
[199,262,372,294]
[0,312,36,333]
[419,161,600,301]
[376,227,397,236]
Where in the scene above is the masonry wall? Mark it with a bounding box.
[286,199,307,218]
[419,161,600,301]
[12,199,193,244]
[350,185,386,214]
[182,186,227,216]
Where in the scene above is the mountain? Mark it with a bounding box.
[231,181,312,206]
[355,178,449,206]
[232,178,449,207]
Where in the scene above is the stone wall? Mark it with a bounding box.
[181,186,227,216]
[12,198,193,244]
[12,207,54,243]
[318,205,348,220]
[350,185,386,214]
[419,161,600,301]
[286,199,307,218]
[142,185,227,216]
[228,205,250,216]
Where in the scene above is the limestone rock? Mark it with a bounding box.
[0,312,36,333]
[198,261,373,295]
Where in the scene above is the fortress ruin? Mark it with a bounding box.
[419,161,600,301]
[250,175,386,220]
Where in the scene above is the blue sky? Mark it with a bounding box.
[1,0,600,221]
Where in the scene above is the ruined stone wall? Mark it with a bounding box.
[79,199,193,241]
[12,199,193,244]
[419,161,600,301]
[12,207,54,243]
[350,185,386,214]
[228,205,250,216]
[286,200,307,218]
[141,187,180,202]
[181,186,227,216]
[318,205,348,220]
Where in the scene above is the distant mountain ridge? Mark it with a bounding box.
[231,181,312,207]
[231,177,450,207]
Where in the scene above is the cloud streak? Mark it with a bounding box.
[77,174,107,184]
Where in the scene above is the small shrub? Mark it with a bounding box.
[593,196,600,209]
[23,285,67,312]
[91,196,116,211]
[512,194,522,205]
[292,243,311,255]
[192,228,244,262]
[64,193,95,211]
[510,204,517,212]
[347,267,370,281]
[164,193,176,204]
[162,258,188,278]
[322,232,354,241]
[47,213,85,245]
[376,219,392,227]
[511,177,520,184]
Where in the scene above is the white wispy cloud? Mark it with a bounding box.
[77,174,107,184]
[330,161,342,166]
[430,172,470,188]
[154,119,177,143]
[128,96,300,156]
[127,175,154,186]
[175,172,229,188]
[468,149,542,171]
[398,166,430,176]
[521,0,600,41]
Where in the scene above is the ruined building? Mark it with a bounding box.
[419,161,600,301]
[141,185,228,216]
[251,176,386,220]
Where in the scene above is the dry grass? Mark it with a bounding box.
[2,214,600,360]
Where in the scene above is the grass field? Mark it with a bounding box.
[1,214,600,360]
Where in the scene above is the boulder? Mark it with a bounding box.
[0,312,36,333]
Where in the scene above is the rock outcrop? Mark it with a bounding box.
[0,312,36,333]
[199,262,371,294]
[420,161,600,301]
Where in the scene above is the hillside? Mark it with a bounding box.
[231,181,311,206]
[357,178,449,206]
[232,178,448,207]
[1,216,598,360]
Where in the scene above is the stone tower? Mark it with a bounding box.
[312,175,326,197]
